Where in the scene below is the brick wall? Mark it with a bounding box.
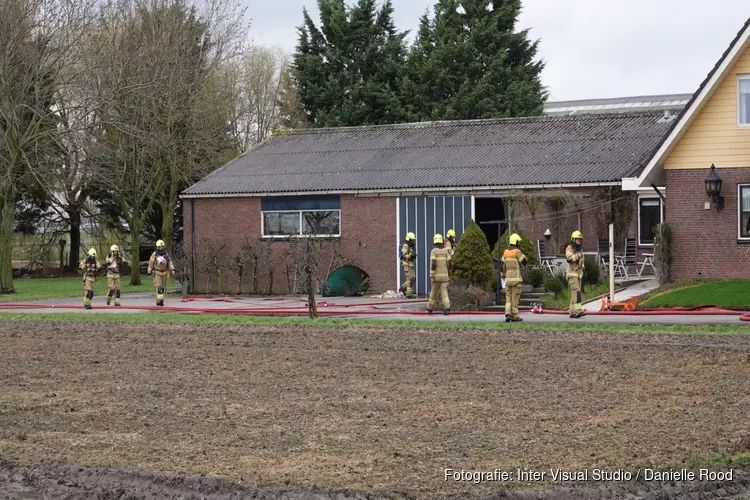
[184,195,397,294]
[666,168,750,281]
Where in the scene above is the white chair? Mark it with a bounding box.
[537,239,555,274]
[636,253,656,278]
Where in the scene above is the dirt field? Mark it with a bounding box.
[1,321,750,499]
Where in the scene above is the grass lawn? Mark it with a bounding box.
[0,276,171,302]
[642,280,750,308]
[541,281,610,310]
[2,311,750,336]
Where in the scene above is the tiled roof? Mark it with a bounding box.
[182,111,676,196]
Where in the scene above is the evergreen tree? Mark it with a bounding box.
[450,220,494,287]
[292,0,408,127]
[404,0,547,121]
[492,228,538,265]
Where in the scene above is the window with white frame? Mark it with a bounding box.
[638,197,664,246]
[261,196,341,237]
[739,75,750,125]
[739,185,750,239]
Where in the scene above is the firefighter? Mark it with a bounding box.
[105,244,125,306]
[427,234,450,315]
[79,248,101,309]
[147,239,175,306]
[399,232,417,298]
[445,229,456,256]
[566,230,586,318]
[501,233,528,322]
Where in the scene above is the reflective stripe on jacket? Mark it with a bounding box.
[501,247,526,285]
[565,244,584,278]
[430,247,450,282]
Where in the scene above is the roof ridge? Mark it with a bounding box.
[270,110,670,136]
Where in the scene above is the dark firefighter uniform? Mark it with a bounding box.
[148,239,175,306]
[106,244,125,306]
[566,230,586,318]
[79,248,101,309]
[400,232,417,298]
[501,233,527,322]
[427,234,450,315]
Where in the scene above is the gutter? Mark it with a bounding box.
[179,181,622,200]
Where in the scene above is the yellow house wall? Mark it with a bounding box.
[664,42,750,170]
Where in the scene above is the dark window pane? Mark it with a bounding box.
[741,186,750,238]
[263,211,300,236]
[302,210,340,236]
[639,199,662,245]
[261,196,340,211]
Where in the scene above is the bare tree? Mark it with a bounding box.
[0,0,94,292]
[199,237,226,294]
[85,0,245,284]
[226,45,294,150]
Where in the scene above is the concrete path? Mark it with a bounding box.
[582,278,660,312]
[0,289,746,326]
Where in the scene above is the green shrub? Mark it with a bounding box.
[450,220,494,288]
[491,228,538,266]
[583,254,600,286]
[544,269,568,298]
[654,222,673,284]
[528,267,546,288]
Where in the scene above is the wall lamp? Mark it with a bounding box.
[705,164,724,212]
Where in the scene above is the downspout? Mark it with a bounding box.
[190,198,196,293]
[651,183,666,203]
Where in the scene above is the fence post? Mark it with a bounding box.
[609,223,615,302]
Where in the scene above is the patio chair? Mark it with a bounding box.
[536,239,555,274]
[597,238,610,267]
[614,238,637,280]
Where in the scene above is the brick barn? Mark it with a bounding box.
[182,110,676,295]
[624,16,750,281]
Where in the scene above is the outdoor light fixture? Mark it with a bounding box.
[544,229,552,240]
[704,163,724,212]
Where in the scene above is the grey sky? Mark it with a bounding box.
[244,0,749,101]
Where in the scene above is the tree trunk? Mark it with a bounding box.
[68,211,81,270]
[160,201,175,251]
[0,194,15,293]
[130,229,142,286]
[307,267,317,319]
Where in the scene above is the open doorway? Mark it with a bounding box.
[474,197,507,250]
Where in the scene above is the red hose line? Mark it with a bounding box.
[1,303,749,321]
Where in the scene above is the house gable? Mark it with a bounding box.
[664,40,750,171]
[628,16,750,189]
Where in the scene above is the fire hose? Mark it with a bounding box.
[0,303,749,321]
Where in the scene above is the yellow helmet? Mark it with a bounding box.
[509,233,522,245]
[88,248,97,257]
[433,233,443,245]
[110,244,119,253]
[571,230,583,241]
[405,232,416,242]
[446,229,456,238]
[156,239,165,249]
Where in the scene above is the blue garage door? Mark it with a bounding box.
[397,196,473,295]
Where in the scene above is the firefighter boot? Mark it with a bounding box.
[115,290,121,306]
[106,290,113,306]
